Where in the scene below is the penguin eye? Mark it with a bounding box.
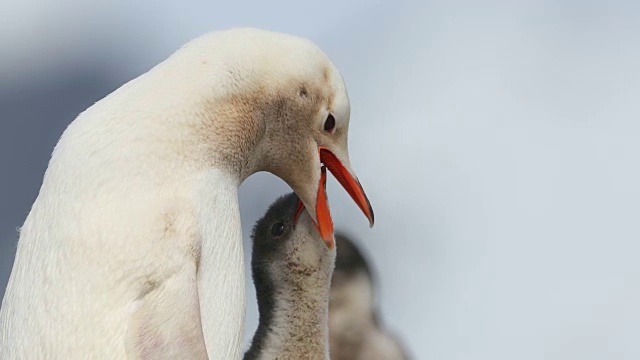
[324,114,336,133]
[270,221,286,238]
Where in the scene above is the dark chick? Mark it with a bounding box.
[245,193,336,360]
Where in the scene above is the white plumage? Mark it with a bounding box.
[0,28,373,359]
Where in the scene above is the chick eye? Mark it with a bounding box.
[324,114,336,133]
[270,221,286,238]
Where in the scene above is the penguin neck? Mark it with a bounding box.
[246,267,332,360]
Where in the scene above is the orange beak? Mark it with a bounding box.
[319,147,375,228]
[293,166,334,248]
[293,147,375,249]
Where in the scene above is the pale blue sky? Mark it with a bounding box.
[2,1,640,358]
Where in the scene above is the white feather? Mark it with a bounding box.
[0,27,351,359]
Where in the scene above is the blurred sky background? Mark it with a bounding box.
[2,1,640,358]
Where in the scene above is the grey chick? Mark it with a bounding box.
[245,192,336,360]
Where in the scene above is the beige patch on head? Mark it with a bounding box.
[191,78,330,167]
[187,61,338,188]
[189,89,267,174]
